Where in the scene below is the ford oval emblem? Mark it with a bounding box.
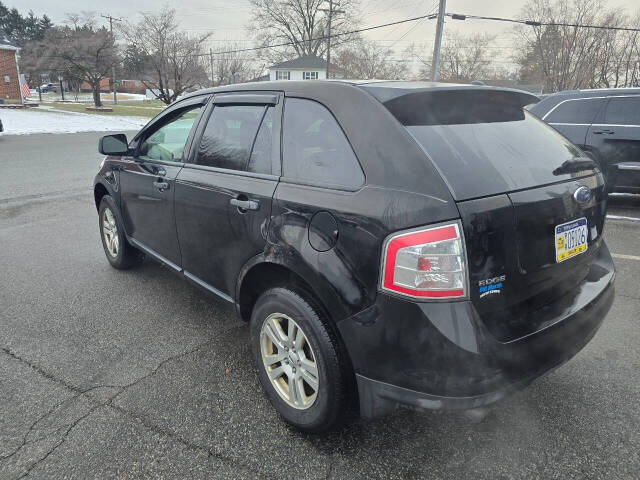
[573,186,592,205]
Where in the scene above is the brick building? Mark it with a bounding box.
[0,29,22,103]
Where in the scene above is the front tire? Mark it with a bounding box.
[98,195,144,269]
[250,287,350,432]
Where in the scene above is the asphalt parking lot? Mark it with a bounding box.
[1,132,639,479]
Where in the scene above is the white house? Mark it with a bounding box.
[268,55,344,81]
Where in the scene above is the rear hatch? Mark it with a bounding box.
[368,86,607,341]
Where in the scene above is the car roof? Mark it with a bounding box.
[529,87,640,117]
[179,80,540,104]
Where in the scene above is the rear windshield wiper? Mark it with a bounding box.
[553,157,596,175]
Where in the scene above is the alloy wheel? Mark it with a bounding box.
[260,313,319,409]
[102,208,119,257]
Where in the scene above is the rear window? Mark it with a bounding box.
[603,96,640,125]
[381,90,593,200]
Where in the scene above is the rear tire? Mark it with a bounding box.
[98,195,144,269]
[250,287,350,432]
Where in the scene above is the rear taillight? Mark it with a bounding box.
[380,222,467,299]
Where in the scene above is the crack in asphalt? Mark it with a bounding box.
[0,325,268,479]
[0,339,220,478]
[14,404,104,480]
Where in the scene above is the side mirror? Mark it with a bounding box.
[99,134,129,156]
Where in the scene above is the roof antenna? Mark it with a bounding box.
[470,80,486,86]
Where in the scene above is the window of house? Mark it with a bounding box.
[282,98,364,189]
[276,71,291,80]
[545,98,604,124]
[303,71,319,80]
[603,96,640,125]
[138,105,204,162]
[194,105,273,174]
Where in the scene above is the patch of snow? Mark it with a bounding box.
[0,108,148,135]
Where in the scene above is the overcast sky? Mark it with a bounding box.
[10,0,640,70]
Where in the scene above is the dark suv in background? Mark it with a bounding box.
[529,88,640,194]
[94,81,615,432]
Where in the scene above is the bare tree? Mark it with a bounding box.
[515,0,640,91]
[591,10,640,88]
[248,0,359,62]
[21,17,117,107]
[409,32,499,83]
[120,7,210,104]
[438,32,497,82]
[206,45,264,86]
[334,40,408,79]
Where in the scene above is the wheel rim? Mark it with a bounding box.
[260,313,319,410]
[102,208,119,258]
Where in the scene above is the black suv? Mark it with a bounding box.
[529,88,640,194]
[94,81,615,432]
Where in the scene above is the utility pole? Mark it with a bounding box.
[431,0,446,81]
[320,0,344,79]
[101,14,122,104]
[209,49,215,87]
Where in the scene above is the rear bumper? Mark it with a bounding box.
[338,243,615,418]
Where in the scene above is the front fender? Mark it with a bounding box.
[93,157,121,209]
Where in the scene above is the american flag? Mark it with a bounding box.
[19,74,30,98]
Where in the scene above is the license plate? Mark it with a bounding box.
[555,217,588,263]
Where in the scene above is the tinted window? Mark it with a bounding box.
[603,96,640,125]
[282,98,364,189]
[196,105,266,171]
[382,91,593,200]
[247,107,275,174]
[545,98,604,123]
[139,105,203,162]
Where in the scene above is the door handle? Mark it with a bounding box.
[230,198,260,212]
[593,129,614,135]
[153,181,170,192]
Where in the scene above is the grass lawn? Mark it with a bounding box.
[41,102,166,118]
[108,100,167,108]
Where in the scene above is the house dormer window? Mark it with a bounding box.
[276,71,291,80]
[303,71,319,80]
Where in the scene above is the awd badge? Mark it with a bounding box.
[478,275,506,298]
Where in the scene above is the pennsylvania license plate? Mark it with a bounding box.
[555,217,588,263]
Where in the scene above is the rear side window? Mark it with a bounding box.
[545,98,604,124]
[380,90,591,201]
[195,105,272,173]
[282,98,364,189]
[603,96,640,125]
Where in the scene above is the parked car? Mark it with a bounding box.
[94,81,615,432]
[529,88,640,194]
[0,117,3,133]
[38,83,58,93]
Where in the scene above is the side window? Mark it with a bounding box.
[603,97,640,125]
[282,98,364,189]
[247,107,275,174]
[545,98,604,124]
[195,105,270,172]
[138,105,203,162]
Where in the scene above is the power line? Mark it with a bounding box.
[387,1,439,48]
[446,13,640,33]
[200,12,439,57]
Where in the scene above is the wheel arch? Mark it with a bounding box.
[237,256,360,408]
[94,181,111,211]
[236,258,340,325]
